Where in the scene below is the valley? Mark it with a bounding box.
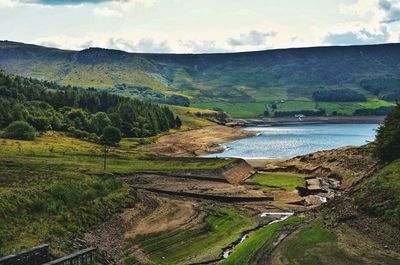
[0,43,399,265]
[1,41,399,118]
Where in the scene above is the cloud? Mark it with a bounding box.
[2,0,154,6]
[33,34,171,53]
[108,37,171,53]
[379,0,400,23]
[93,6,122,16]
[324,26,389,45]
[227,30,277,47]
[181,40,228,53]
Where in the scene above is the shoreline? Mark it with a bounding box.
[136,125,256,157]
[138,117,383,158]
[227,115,385,127]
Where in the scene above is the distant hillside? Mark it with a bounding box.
[0,41,399,118]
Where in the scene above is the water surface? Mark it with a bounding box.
[205,124,379,159]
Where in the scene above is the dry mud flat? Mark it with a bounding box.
[137,125,256,157]
[261,145,378,188]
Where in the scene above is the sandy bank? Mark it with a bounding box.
[137,125,256,157]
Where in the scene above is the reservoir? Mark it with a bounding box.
[206,124,379,159]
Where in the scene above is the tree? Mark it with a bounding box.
[374,103,400,162]
[101,126,121,145]
[28,116,51,131]
[90,112,111,135]
[175,116,182,128]
[3,121,36,140]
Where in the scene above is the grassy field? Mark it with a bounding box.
[246,172,307,192]
[169,105,216,130]
[138,207,256,265]
[192,102,268,119]
[0,132,238,256]
[193,100,394,118]
[222,216,304,265]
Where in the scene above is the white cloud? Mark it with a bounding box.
[93,6,121,17]
[339,0,378,17]
[324,25,390,45]
[0,0,18,8]
[227,30,277,47]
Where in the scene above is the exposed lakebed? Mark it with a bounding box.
[205,124,379,159]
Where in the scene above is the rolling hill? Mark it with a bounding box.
[1,41,399,118]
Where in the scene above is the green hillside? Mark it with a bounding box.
[1,41,400,117]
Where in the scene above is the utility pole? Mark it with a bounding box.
[103,144,107,170]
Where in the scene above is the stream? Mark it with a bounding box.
[221,212,294,260]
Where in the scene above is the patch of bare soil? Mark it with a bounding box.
[122,173,267,198]
[81,190,202,265]
[263,145,378,188]
[137,125,256,157]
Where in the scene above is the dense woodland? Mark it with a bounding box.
[312,89,366,102]
[0,71,179,139]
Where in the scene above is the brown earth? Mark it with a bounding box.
[137,125,256,157]
[261,145,378,188]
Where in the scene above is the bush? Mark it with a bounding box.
[3,120,36,140]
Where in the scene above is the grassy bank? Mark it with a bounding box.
[274,220,362,265]
[222,216,304,265]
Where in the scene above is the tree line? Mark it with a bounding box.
[312,89,366,102]
[0,70,180,140]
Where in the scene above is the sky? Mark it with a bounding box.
[0,0,400,53]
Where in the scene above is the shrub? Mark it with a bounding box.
[374,103,400,162]
[3,120,36,140]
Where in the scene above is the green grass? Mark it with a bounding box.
[359,99,396,109]
[355,161,400,228]
[0,165,135,255]
[246,172,307,191]
[222,216,304,265]
[0,133,235,174]
[139,207,256,265]
[318,102,362,116]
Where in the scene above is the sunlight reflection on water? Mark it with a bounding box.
[205,124,379,159]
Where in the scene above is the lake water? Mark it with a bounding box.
[205,124,379,159]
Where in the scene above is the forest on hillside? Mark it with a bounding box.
[0,71,179,140]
